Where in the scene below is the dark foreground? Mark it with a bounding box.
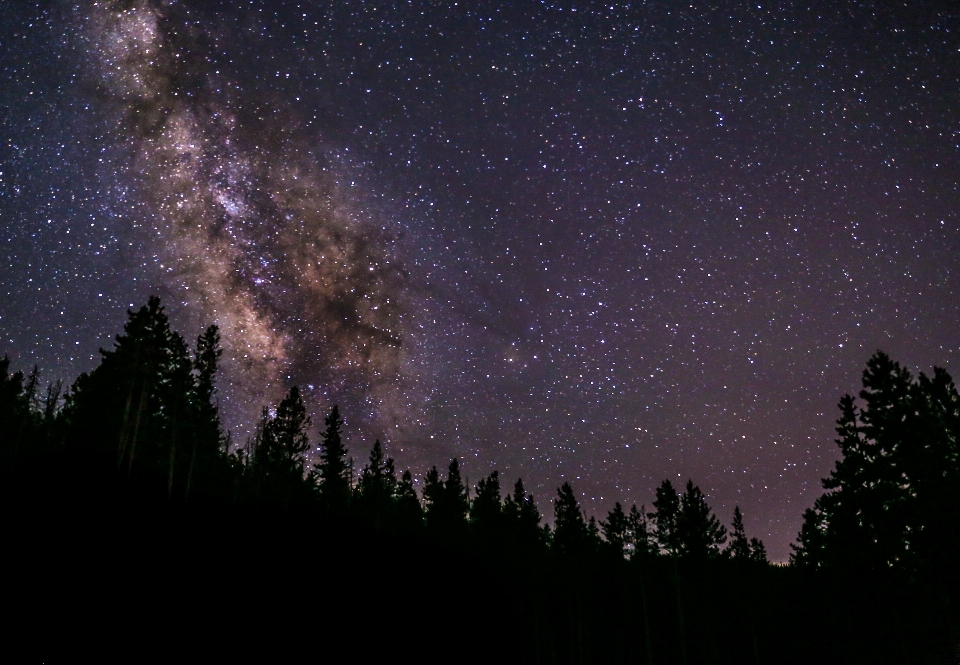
[4,479,957,664]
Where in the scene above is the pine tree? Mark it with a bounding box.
[185,324,223,499]
[63,297,198,481]
[470,470,503,544]
[675,480,726,559]
[394,469,424,536]
[356,440,397,502]
[906,367,960,572]
[651,479,680,555]
[315,405,351,513]
[253,387,311,510]
[628,504,655,558]
[0,356,38,468]
[158,329,195,496]
[748,537,768,563]
[355,439,397,533]
[423,460,469,544]
[789,351,960,573]
[727,506,751,560]
[601,502,629,558]
[503,477,545,550]
[553,482,589,556]
[443,458,470,542]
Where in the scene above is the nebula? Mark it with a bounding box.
[83,0,416,435]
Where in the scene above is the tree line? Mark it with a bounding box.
[2,297,959,663]
[1,297,768,563]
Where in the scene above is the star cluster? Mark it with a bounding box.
[2,1,959,559]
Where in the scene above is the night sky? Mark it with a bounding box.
[3,1,959,560]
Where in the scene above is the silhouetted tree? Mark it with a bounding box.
[423,465,443,522]
[0,356,40,467]
[749,537,768,563]
[355,439,397,533]
[792,351,960,575]
[675,480,726,558]
[503,477,546,550]
[62,297,203,484]
[315,405,351,513]
[395,469,424,535]
[553,482,590,556]
[651,479,681,555]
[471,470,503,545]
[628,504,655,558]
[185,325,224,499]
[601,502,629,558]
[727,506,751,560]
[423,459,469,544]
[258,387,310,475]
[249,387,311,508]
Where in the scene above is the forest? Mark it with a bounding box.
[2,297,959,663]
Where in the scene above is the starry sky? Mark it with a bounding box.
[2,0,959,560]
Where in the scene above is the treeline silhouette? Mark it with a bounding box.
[2,298,958,663]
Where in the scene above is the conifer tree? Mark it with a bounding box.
[601,502,629,558]
[159,330,195,496]
[253,387,311,505]
[422,460,469,543]
[184,324,223,499]
[503,477,545,549]
[588,515,601,546]
[315,405,351,513]
[422,465,443,519]
[651,479,681,555]
[749,537,768,563]
[628,504,655,558]
[791,351,960,573]
[63,297,197,480]
[553,482,589,555]
[444,458,469,516]
[675,480,726,559]
[443,458,470,541]
[395,468,424,535]
[0,356,38,467]
[355,440,397,533]
[471,470,503,543]
[727,506,751,560]
[356,440,397,502]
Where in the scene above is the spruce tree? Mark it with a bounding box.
[422,460,469,543]
[422,465,443,522]
[355,440,397,533]
[470,470,503,544]
[253,387,311,511]
[503,477,545,550]
[790,351,960,574]
[395,469,424,536]
[601,502,629,558]
[628,504,655,558]
[553,482,589,556]
[442,458,470,542]
[356,440,397,502]
[315,405,351,513]
[0,356,38,469]
[651,479,680,555]
[727,506,751,560]
[675,480,726,559]
[64,297,196,480]
[185,324,223,499]
[749,537,768,563]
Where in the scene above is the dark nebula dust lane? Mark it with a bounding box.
[2,1,959,560]
[79,2,419,436]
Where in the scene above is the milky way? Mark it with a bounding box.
[3,1,959,559]
[82,1,419,435]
